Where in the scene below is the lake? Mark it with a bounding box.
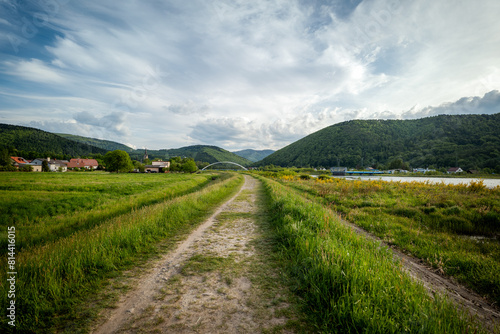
[338,176,500,189]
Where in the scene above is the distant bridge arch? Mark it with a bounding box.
[201,161,248,171]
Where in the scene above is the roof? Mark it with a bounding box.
[447,167,462,172]
[151,161,170,167]
[10,156,29,164]
[67,158,99,168]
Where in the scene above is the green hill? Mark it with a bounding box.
[255,114,500,171]
[57,133,134,152]
[233,149,275,162]
[164,145,252,166]
[0,124,107,159]
[56,133,252,166]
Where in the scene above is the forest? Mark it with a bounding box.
[255,114,500,171]
[0,124,107,160]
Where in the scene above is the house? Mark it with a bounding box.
[31,158,67,172]
[29,164,43,172]
[447,167,463,174]
[145,161,170,173]
[10,156,29,166]
[413,168,436,173]
[67,158,99,170]
[9,156,42,171]
[388,169,409,174]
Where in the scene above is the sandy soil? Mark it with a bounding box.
[92,175,299,334]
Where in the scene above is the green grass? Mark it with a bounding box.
[181,254,232,275]
[0,172,243,333]
[258,175,486,333]
[281,177,500,307]
[0,172,214,253]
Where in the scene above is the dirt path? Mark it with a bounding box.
[92,175,302,333]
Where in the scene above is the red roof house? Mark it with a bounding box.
[67,158,99,170]
[10,156,29,165]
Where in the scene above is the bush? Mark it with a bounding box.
[299,174,311,180]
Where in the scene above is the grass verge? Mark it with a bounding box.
[0,173,243,333]
[259,175,486,333]
[283,177,500,307]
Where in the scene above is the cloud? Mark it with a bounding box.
[6,58,67,83]
[165,101,210,116]
[1,0,500,151]
[73,111,129,136]
[402,90,500,119]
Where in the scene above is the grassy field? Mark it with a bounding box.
[0,172,243,333]
[257,173,494,333]
[0,172,216,253]
[279,176,500,306]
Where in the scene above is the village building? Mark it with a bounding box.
[10,156,42,172]
[10,156,29,166]
[67,158,99,170]
[145,161,170,173]
[412,168,436,173]
[447,167,464,174]
[31,158,68,172]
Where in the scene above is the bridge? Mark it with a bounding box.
[201,161,248,171]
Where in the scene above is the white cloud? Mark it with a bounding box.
[7,58,67,83]
[1,0,499,151]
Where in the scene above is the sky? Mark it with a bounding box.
[1,0,500,151]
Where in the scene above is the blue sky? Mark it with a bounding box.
[1,0,500,150]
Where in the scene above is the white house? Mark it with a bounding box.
[31,158,67,172]
[447,167,463,174]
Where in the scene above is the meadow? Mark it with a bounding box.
[0,171,243,333]
[256,172,498,333]
[0,172,215,253]
[282,176,500,306]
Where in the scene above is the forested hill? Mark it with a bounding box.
[57,133,134,152]
[56,134,252,165]
[163,145,252,166]
[50,132,253,165]
[232,149,275,162]
[255,114,500,170]
[0,123,107,159]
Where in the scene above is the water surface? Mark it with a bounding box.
[340,176,500,189]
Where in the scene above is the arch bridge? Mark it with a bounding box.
[201,161,248,171]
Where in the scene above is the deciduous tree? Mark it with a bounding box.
[104,150,133,173]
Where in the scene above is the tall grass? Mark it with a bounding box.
[259,176,484,333]
[0,173,243,333]
[279,176,500,307]
[0,173,213,253]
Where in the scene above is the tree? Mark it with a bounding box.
[169,157,182,172]
[0,149,11,166]
[133,160,145,173]
[181,158,198,173]
[42,160,50,172]
[104,150,133,173]
[20,165,33,172]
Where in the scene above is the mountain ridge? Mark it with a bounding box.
[232,149,275,162]
[255,113,500,170]
[0,123,107,159]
